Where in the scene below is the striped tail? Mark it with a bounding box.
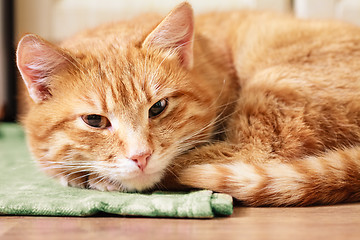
[179,146,360,206]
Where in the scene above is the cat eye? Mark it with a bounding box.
[149,99,168,118]
[81,114,111,129]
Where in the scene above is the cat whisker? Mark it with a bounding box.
[65,170,92,180]
[172,108,236,152]
[184,98,241,142]
[164,167,182,184]
[153,180,168,191]
[89,174,115,189]
[45,167,89,180]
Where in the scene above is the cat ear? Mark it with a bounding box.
[16,34,70,103]
[142,2,194,69]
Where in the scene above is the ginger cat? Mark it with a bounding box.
[17,2,360,206]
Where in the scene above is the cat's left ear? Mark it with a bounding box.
[16,34,71,103]
[142,2,194,70]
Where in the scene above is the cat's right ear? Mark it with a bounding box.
[142,2,194,70]
[16,34,70,103]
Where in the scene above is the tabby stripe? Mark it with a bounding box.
[32,116,77,144]
[248,164,271,206]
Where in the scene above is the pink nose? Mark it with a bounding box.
[130,152,152,171]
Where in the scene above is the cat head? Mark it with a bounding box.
[16,3,217,191]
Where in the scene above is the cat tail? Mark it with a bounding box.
[179,146,360,206]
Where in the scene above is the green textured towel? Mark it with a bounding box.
[0,123,233,218]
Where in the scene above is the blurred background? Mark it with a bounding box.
[1,0,360,121]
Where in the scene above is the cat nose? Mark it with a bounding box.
[129,152,152,171]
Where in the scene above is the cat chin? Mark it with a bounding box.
[120,171,164,192]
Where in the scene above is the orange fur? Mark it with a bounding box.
[17,3,360,206]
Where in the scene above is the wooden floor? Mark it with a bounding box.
[1,203,360,240]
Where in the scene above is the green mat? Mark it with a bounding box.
[0,123,233,218]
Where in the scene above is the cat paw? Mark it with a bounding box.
[58,173,88,189]
[57,172,122,191]
[87,175,121,191]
